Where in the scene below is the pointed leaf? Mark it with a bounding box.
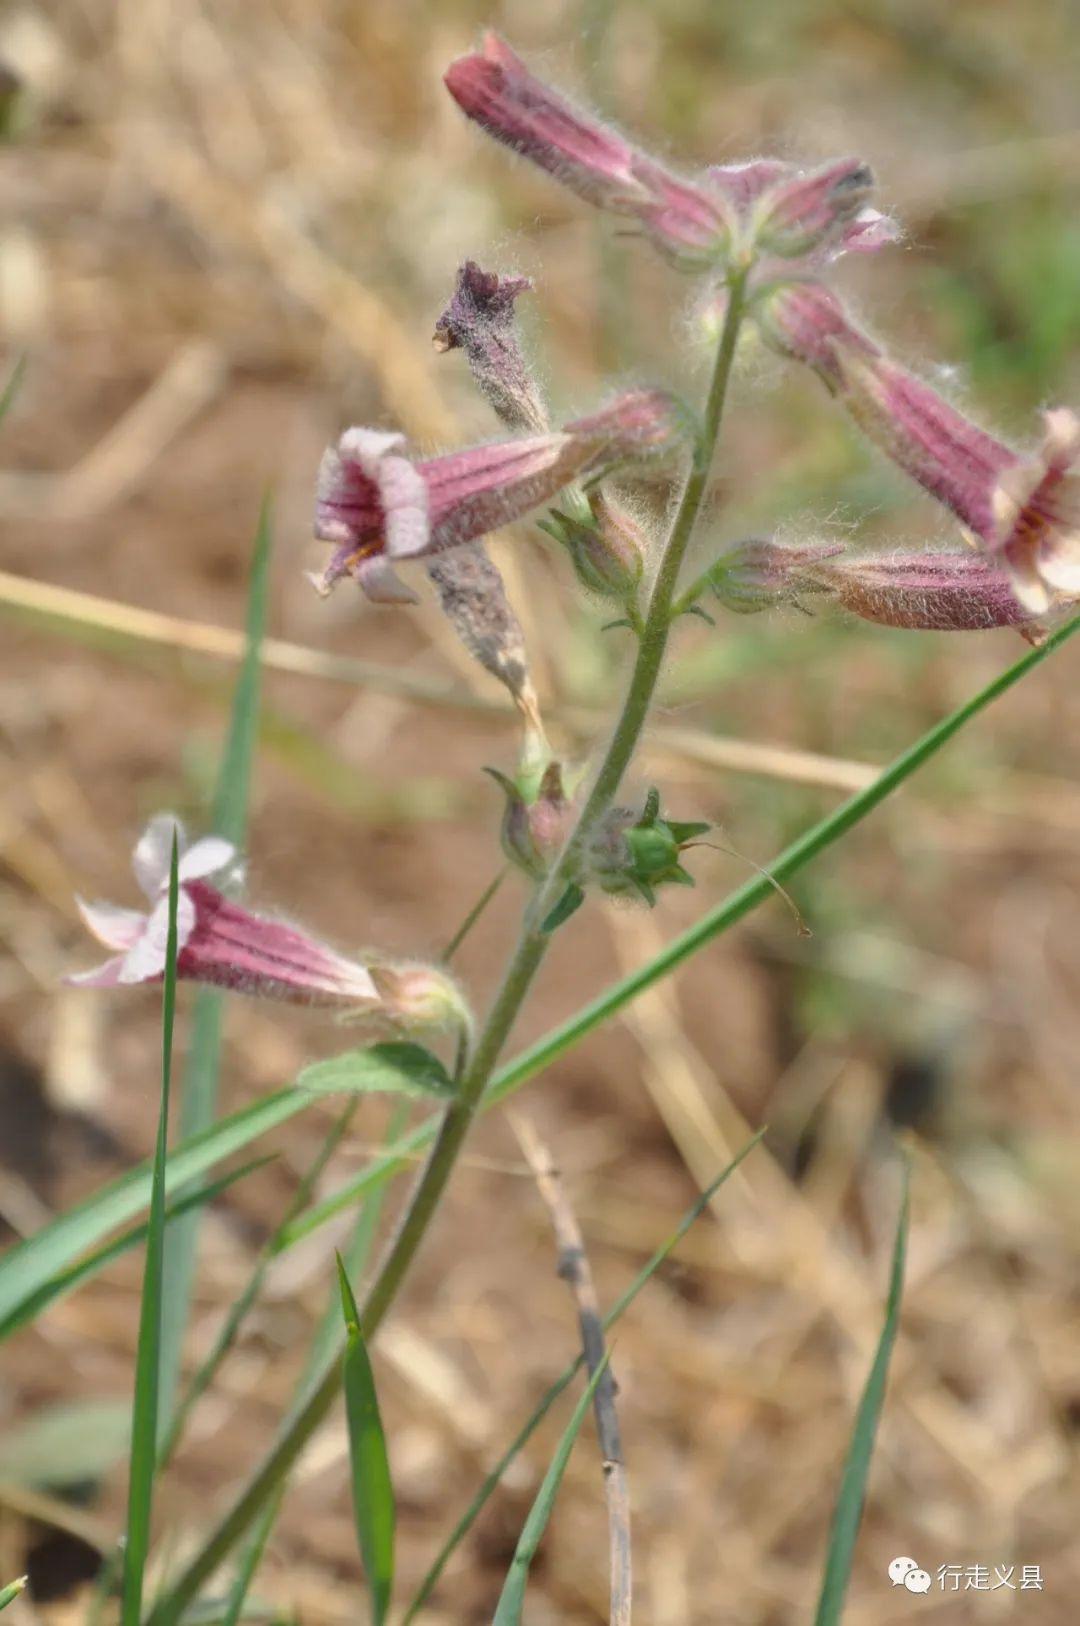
[0,1578,26,1612]
[338,1256,395,1624]
[297,1043,453,1100]
[540,883,585,934]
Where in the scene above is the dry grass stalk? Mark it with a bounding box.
[512,1114,632,1626]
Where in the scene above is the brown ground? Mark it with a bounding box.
[2,2,1080,1622]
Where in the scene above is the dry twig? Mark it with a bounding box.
[512,1114,632,1626]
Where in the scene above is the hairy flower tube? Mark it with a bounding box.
[752,281,1080,614]
[68,814,459,1024]
[709,535,1039,634]
[446,35,894,276]
[313,390,685,602]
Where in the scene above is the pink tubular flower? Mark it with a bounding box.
[313,390,684,601]
[69,814,381,1011]
[445,34,729,267]
[711,537,1039,634]
[445,37,895,277]
[751,282,1080,613]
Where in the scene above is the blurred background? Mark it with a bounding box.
[2,0,1080,1620]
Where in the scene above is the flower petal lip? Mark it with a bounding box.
[132,812,186,897]
[118,890,197,984]
[75,897,146,952]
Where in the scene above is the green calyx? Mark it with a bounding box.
[591,788,710,905]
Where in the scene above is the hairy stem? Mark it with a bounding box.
[151,271,748,1620]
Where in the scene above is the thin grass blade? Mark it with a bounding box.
[159,1103,360,1469]
[219,1489,284,1626]
[0,1090,312,1333]
[0,356,25,426]
[160,496,273,1435]
[121,836,180,1626]
[0,1156,269,1343]
[492,1357,609,1626]
[337,1255,395,1623]
[403,1133,763,1622]
[813,1158,910,1626]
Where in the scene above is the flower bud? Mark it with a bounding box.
[433,260,548,434]
[751,158,875,259]
[542,491,646,602]
[367,960,472,1035]
[488,761,571,879]
[751,279,880,389]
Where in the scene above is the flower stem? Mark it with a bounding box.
[151,270,749,1622]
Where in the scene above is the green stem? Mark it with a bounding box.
[152,272,750,1622]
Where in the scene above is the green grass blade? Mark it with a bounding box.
[0,1578,26,1612]
[160,496,273,1436]
[813,1158,910,1626]
[0,1088,312,1332]
[159,1103,360,1469]
[0,1156,270,1343]
[0,356,25,426]
[121,836,180,1626]
[492,1357,609,1626]
[337,1256,395,1624]
[403,1133,763,1623]
[219,1489,284,1626]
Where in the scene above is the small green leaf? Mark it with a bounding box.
[297,1042,453,1100]
[599,617,633,633]
[492,1357,609,1626]
[540,883,585,934]
[337,1255,395,1624]
[0,1577,27,1612]
[813,1158,909,1626]
[122,834,180,1626]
